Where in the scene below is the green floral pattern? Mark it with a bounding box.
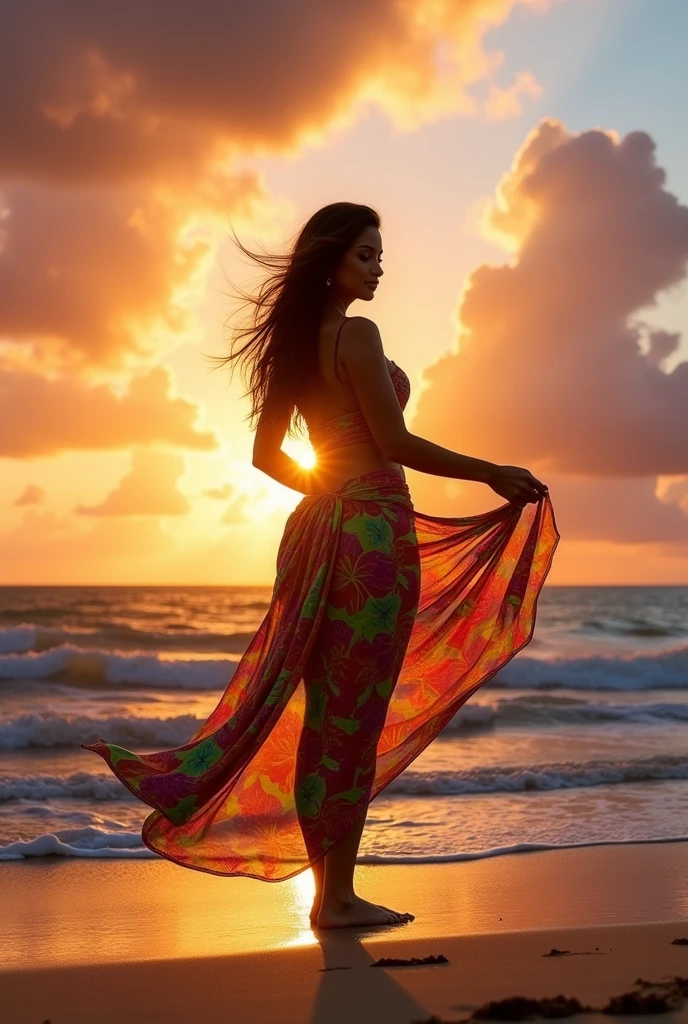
[82,468,558,881]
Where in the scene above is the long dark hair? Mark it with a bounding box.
[211,202,381,439]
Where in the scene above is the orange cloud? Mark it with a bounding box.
[203,484,234,501]
[0,509,172,584]
[76,451,190,517]
[0,491,278,585]
[221,495,251,526]
[540,475,688,545]
[201,482,250,523]
[0,175,271,372]
[656,475,688,515]
[0,183,174,368]
[412,120,688,480]
[13,485,45,507]
[484,69,543,121]
[0,365,217,457]
[1,1,546,184]
[0,0,549,468]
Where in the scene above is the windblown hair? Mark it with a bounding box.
[212,202,381,439]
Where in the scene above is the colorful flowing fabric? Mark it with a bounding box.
[82,468,559,881]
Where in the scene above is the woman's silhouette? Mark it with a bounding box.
[82,203,558,929]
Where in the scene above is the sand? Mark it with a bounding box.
[2,841,688,1023]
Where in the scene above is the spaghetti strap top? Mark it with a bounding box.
[308,318,411,455]
[333,317,347,384]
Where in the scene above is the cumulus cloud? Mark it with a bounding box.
[1,1,546,183]
[0,508,172,584]
[484,69,543,121]
[203,484,234,501]
[0,183,175,368]
[0,365,218,457]
[13,485,45,507]
[201,481,251,523]
[412,120,688,479]
[542,474,688,544]
[76,450,190,517]
[0,174,271,371]
[644,328,681,369]
[221,495,251,525]
[656,474,688,515]
[0,0,548,461]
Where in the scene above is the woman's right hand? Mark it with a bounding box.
[486,464,549,508]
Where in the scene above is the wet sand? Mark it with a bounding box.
[2,841,688,1023]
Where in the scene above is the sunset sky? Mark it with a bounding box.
[2,0,687,585]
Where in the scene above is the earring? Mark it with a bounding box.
[326,276,331,286]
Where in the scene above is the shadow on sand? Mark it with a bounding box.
[308,924,432,1024]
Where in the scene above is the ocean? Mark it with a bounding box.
[1,585,687,865]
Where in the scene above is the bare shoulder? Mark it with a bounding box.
[340,316,383,363]
[345,315,380,336]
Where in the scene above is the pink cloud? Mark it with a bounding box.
[541,474,688,544]
[412,121,688,481]
[644,328,681,369]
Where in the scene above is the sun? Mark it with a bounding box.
[295,448,317,470]
[283,438,317,470]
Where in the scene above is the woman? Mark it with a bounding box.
[82,202,558,930]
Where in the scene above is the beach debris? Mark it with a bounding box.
[412,1018,465,1023]
[473,994,588,1019]
[542,948,605,958]
[602,975,688,1014]
[371,953,449,967]
[671,937,688,945]
[412,975,688,1022]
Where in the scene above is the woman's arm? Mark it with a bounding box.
[341,317,548,505]
[252,394,326,495]
[253,447,326,495]
[387,433,496,484]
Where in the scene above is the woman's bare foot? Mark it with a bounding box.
[309,896,409,926]
[316,894,414,929]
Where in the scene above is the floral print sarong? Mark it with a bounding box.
[82,468,559,880]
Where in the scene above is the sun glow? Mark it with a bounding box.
[296,449,317,470]
[277,869,319,948]
[283,438,317,470]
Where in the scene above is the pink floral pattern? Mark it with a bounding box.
[82,468,558,881]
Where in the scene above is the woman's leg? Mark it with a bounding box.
[298,659,411,926]
[296,504,420,927]
[310,851,325,921]
[308,804,406,924]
